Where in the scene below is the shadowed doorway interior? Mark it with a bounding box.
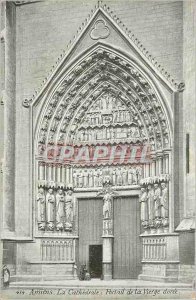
[89,245,102,278]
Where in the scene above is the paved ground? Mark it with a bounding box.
[9,278,192,288]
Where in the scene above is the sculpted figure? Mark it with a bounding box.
[48,132,54,144]
[39,131,46,144]
[131,167,137,184]
[122,167,127,186]
[136,166,142,183]
[94,169,99,187]
[103,192,112,219]
[139,187,148,227]
[98,169,103,187]
[128,168,133,185]
[160,182,169,226]
[41,119,49,131]
[88,169,94,187]
[51,119,58,132]
[147,184,155,227]
[154,183,162,228]
[46,188,55,230]
[83,169,88,187]
[65,189,74,230]
[116,168,122,186]
[56,189,65,230]
[37,188,46,230]
[154,184,161,218]
[112,168,116,186]
[73,170,78,188]
[78,171,84,188]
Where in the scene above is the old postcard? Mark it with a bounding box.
[0,0,195,299]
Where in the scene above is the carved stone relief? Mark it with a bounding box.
[72,165,143,188]
[90,19,110,40]
[37,48,170,151]
[139,175,170,233]
[36,184,75,232]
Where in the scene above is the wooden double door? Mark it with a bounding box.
[78,196,141,279]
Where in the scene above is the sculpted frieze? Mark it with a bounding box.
[72,165,143,188]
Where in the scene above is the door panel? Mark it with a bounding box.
[113,196,141,279]
[78,199,103,272]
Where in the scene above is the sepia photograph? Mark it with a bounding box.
[0,0,195,299]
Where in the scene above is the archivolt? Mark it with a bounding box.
[35,45,172,154]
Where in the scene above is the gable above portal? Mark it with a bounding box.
[23,1,184,109]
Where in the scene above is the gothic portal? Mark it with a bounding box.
[2,2,193,284]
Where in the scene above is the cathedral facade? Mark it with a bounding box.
[0,0,195,285]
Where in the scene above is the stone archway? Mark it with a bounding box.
[32,43,175,280]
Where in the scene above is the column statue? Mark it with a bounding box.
[147,184,155,228]
[139,187,148,229]
[37,188,46,230]
[160,182,169,227]
[56,189,65,231]
[46,188,55,230]
[154,183,162,228]
[65,189,74,231]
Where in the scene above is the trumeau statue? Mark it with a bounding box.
[56,189,65,230]
[97,175,118,220]
[46,188,55,230]
[37,188,46,230]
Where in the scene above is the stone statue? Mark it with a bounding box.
[56,189,65,230]
[128,168,133,185]
[131,167,137,184]
[103,192,112,219]
[96,174,118,223]
[73,170,78,188]
[37,188,46,230]
[160,182,169,226]
[139,187,148,228]
[46,188,55,230]
[65,189,74,230]
[122,167,127,185]
[83,169,88,187]
[112,168,116,185]
[154,183,162,228]
[147,184,154,227]
[116,168,122,186]
[78,171,84,188]
[94,169,99,187]
[88,169,94,187]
